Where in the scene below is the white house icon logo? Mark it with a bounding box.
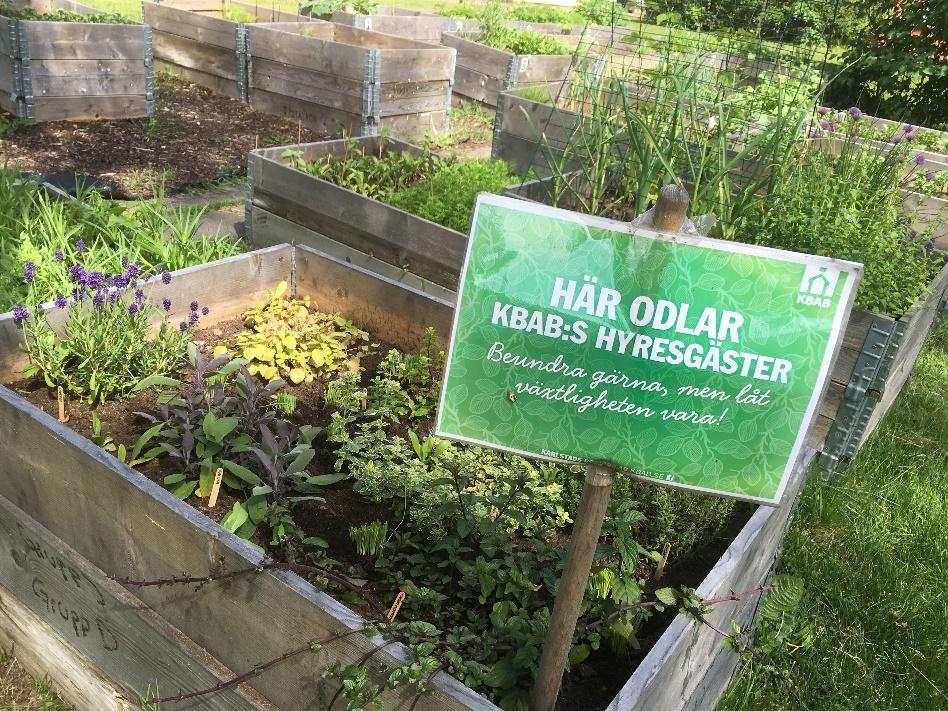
[797,266,840,307]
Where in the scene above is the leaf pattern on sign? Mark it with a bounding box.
[436,200,851,501]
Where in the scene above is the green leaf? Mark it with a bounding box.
[568,643,590,666]
[245,494,269,524]
[654,587,677,606]
[220,502,249,533]
[305,473,347,486]
[202,413,239,444]
[285,447,315,476]
[131,375,180,393]
[235,519,258,540]
[167,479,197,500]
[301,536,329,548]
[221,459,262,486]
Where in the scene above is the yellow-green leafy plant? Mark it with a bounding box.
[226,281,368,384]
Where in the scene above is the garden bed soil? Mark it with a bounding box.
[0,73,327,199]
[5,311,753,708]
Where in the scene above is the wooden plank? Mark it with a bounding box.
[0,584,136,711]
[902,191,948,252]
[0,16,14,57]
[249,207,456,302]
[380,109,449,140]
[155,60,240,98]
[249,57,365,109]
[608,448,817,710]
[377,47,456,83]
[513,53,574,85]
[0,246,294,381]
[442,32,511,77]
[153,31,240,81]
[20,22,145,61]
[248,87,362,136]
[0,496,272,711]
[295,244,455,350]
[32,70,146,98]
[453,64,505,106]
[0,53,14,96]
[379,91,449,117]
[330,12,450,43]
[245,24,365,82]
[143,3,238,50]
[32,94,149,121]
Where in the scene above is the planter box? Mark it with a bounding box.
[504,173,948,466]
[326,8,461,43]
[0,243,823,711]
[0,0,153,121]
[441,31,573,108]
[143,0,309,100]
[247,135,469,292]
[245,22,455,139]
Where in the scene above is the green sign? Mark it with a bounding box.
[435,195,861,505]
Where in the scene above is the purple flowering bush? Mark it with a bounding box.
[15,255,203,404]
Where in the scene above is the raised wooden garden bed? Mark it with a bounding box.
[504,173,948,466]
[441,31,573,108]
[247,136,471,291]
[143,0,309,100]
[325,7,461,43]
[0,0,153,121]
[245,22,455,138]
[0,243,826,711]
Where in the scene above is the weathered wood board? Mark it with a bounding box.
[0,0,152,121]
[442,32,573,108]
[245,22,455,139]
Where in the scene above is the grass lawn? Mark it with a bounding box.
[718,319,948,710]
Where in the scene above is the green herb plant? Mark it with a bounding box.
[15,255,196,404]
[223,280,368,384]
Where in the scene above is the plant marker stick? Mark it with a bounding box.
[56,386,68,423]
[207,467,224,508]
[655,542,672,581]
[530,185,690,711]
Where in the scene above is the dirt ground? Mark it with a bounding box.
[0,651,70,711]
[0,73,327,200]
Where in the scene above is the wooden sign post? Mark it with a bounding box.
[529,186,690,711]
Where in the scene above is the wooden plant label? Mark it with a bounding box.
[207,467,224,509]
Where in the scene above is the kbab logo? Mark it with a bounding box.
[797,265,840,308]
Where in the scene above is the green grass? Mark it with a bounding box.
[718,319,948,710]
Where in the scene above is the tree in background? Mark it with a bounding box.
[827,0,947,128]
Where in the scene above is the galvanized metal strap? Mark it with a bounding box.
[443,47,456,135]
[360,49,381,136]
[502,55,519,92]
[143,25,155,116]
[490,91,506,161]
[236,24,249,102]
[822,315,905,468]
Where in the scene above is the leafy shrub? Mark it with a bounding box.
[225,281,368,384]
[389,158,521,233]
[15,254,197,403]
[300,0,377,17]
[0,1,131,23]
[739,114,943,316]
[476,0,573,56]
[137,346,343,546]
[284,144,521,233]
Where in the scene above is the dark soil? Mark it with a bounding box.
[0,73,328,199]
[5,315,754,708]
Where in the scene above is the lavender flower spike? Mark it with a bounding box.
[54,294,68,309]
[23,261,35,284]
[12,304,29,324]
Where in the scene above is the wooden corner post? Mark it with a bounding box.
[529,184,690,711]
